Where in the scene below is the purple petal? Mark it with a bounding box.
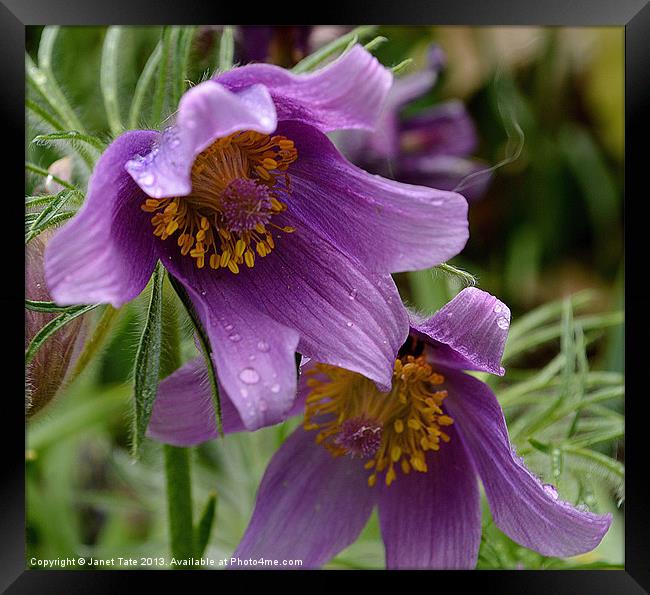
[148,356,309,445]
[377,425,481,569]
[282,120,469,273]
[147,357,246,445]
[400,100,479,157]
[234,426,375,568]
[159,226,407,394]
[398,155,492,203]
[125,82,277,198]
[216,44,392,132]
[412,287,511,376]
[45,130,159,307]
[444,370,612,557]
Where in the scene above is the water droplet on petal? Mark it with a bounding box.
[229,333,241,342]
[270,383,280,394]
[346,321,354,328]
[543,484,559,500]
[431,199,444,206]
[496,316,509,330]
[239,367,260,384]
[348,289,358,300]
[257,340,270,352]
[240,388,248,398]
[224,324,234,332]
[493,304,502,313]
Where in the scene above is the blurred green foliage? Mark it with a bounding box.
[25,26,624,570]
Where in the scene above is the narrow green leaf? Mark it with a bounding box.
[152,28,173,128]
[194,492,217,557]
[364,36,388,52]
[25,299,77,313]
[164,444,195,562]
[100,27,125,136]
[175,26,197,105]
[25,189,76,243]
[32,130,105,153]
[434,262,478,287]
[528,438,552,453]
[218,26,234,72]
[26,98,65,131]
[131,262,164,456]
[25,161,77,191]
[129,41,163,128]
[168,274,224,437]
[25,303,99,365]
[391,58,413,74]
[292,26,377,74]
[36,27,85,133]
[499,353,564,406]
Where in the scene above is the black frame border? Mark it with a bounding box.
[8,1,649,592]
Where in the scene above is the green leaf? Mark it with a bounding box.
[151,28,174,128]
[36,27,85,133]
[31,131,104,169]
[364,36,388,52]
[563,446,624,503]
[25,189,77,243]
[194,492,217,557]
[391,58,413,74]
[168,274,224,437]
[434,262,478,287]
[129,41,162,128]
[292,26,377,74]
[100,27,125,136]
[131,262,164,456]
[218,26,234,72]
[25,161,78,191]
[26,98,65,131]
[25,299,77,313]
[174,26,197,106]
[25,303,99,365]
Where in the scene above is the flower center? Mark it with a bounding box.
[304,353,453,488]
[141,131,298,274]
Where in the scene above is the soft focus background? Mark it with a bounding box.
[26,26,624,569]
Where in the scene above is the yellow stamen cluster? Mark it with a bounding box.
[304,355,454,488]
[141,131,298,273]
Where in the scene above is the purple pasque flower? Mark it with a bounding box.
[148,288,612,568]
[44,45,469,432]
[338,44,491,202]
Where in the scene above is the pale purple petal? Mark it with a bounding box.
[159,226,407,394]
[398,155,492,203]
[147,357,246,445]
[148,356,308,445]
[444,370,612,557]
[412,287,511,376]
[216,44,392,132]
[400,100,478,157]
[125,82,277,198]
[377,425,481,569]
[45,130,159,307]
[281,120,469,273]
[233,426,375,568]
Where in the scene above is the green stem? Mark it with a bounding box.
[160,274,195,566]
[163,444,195,564]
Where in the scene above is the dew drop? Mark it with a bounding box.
[270,383,280,394]
[348,289,358,300]
[257,340,270,352]
[224,323,234,331]
[493,304,502,313]
[229,333,241,342]
[496,316,509,330]
[431,199,444,206]
[543,483,559,500]
[240,388,248,398]
[346,321,354,328]
[239,367,260,384]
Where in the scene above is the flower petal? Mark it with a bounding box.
[444,370,612,557]
[147,357,245,445]
[398,155,492,203]
[216,44,392,132]
[412,287,511,376]
[233,426,375,568]
[45,130,159,307]
[281,120,469,273]
[401,100,478,157]
[159,226,407,394]
[376,425,481,569]
[147,356,308,446]
[125,81,277,198]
